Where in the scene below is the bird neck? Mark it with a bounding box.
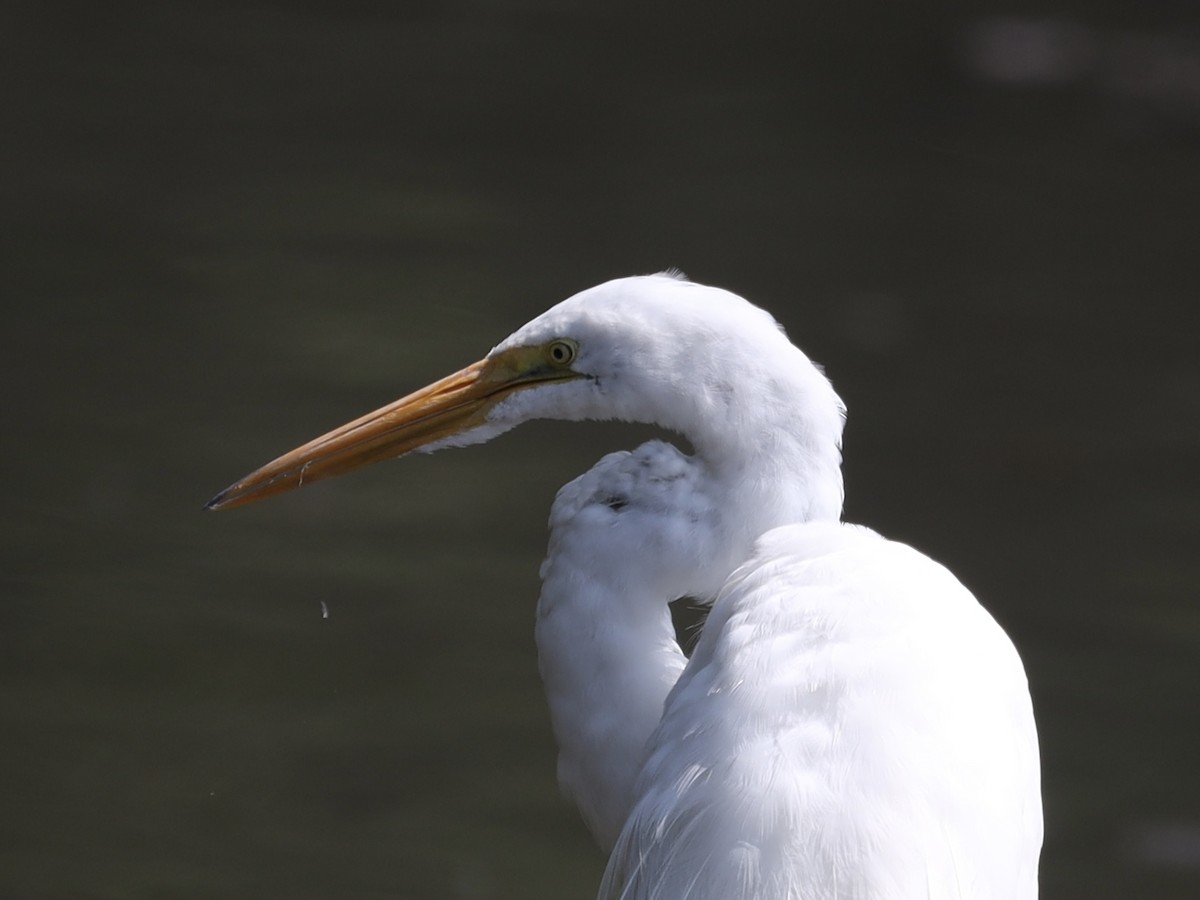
[647,339,846,532]
[710,440,843,536]
[535,541,688,852]
[686,402,845,536]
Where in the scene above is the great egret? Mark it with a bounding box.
[209,274,1042,899]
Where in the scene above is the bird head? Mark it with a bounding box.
[207,273,843,512]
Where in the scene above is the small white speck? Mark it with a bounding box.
[320,600,329,620]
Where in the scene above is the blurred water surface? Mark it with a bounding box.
[3,3,1199,899]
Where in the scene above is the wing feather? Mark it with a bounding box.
[600,522,1041,900]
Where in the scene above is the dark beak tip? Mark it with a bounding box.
[204,487,234,511]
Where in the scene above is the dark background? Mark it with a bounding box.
[4,2,1199,898]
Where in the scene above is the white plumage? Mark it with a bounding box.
[210,273,1042,899]
[601,522,1040,899]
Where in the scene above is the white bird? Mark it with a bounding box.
[209,273,1042,899]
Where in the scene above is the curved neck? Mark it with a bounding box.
[687,403,845,542]
[704,432,844,533]
[535,552,687,851]
[654,341,846,532]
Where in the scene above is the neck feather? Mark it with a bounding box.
[535,525,688,851]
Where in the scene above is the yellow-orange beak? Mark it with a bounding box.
[206,344,580,511]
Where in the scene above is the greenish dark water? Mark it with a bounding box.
[4,4,1199,898]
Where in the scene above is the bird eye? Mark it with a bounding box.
[547,339,577,367]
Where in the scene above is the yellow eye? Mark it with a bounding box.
[547,339,577,367]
